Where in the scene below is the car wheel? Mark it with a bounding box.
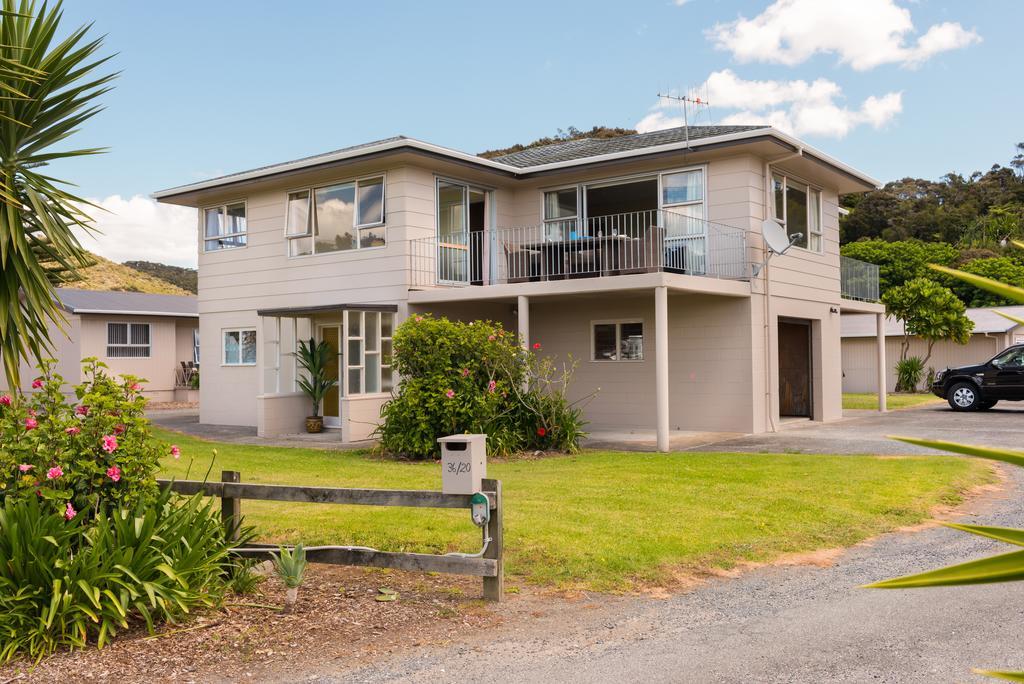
[948,382,982,411]
[979,399,999,410]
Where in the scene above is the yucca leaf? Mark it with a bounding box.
[888,435,1024,468]
[944,523,1024,547]
[865,548,1024,588]
[974,669,1024,682]
[995,310,1024,327]
[1012,240,1024,251]
[929,265,1024,305]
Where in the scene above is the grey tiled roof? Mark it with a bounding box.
[55,288,198,317]
[490,125,770,168]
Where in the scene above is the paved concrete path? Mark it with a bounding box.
[147,408,371,451]
[310,406,1024,683]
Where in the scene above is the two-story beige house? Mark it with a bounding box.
[154,125,886,451]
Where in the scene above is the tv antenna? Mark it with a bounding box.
[656,89,711,150]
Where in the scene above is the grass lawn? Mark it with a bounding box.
[843,393,943,411]
[155,427,990,592]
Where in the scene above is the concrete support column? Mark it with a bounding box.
[655,286,670,453]
[876,312,887,412]
[517,295,529,350]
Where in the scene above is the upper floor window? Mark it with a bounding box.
[543,188,579,240]
[203,202,247,251]
[107,322,151,358]
[285,176,385,257]
[772,174,822,252]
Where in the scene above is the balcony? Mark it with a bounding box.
[410,209,750,288]
[840,256,880,302]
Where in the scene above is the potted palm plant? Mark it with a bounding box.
[296,338,337,433]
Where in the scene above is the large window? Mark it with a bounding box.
[772,174,822,252]
[223,328,257,366]
[286,176,385,257]
[592,320,644,361]
[344,310,394,394]
[107,322,151,358]
[203,202,247,251]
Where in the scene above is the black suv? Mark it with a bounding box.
[931,344,1024,411]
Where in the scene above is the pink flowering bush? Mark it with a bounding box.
[0,358,164,518]
[377,315,591,458]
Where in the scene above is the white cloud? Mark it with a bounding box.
[72,195,197,268]
[637,70,902,139]
[708,0,980,70]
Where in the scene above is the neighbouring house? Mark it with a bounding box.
[0,289,199,402]
[842,305,1024,393]
[153,125,886,450]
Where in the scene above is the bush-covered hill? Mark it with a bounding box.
[66,253,192,296]
[123,260,197,294]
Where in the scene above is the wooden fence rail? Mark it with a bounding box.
[157,471,504,601]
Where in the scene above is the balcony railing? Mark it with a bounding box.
[840,256,880,302]
[411,209,750,288]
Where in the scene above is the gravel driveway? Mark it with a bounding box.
[317,406,1024,683]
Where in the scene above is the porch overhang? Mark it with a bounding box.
[256,303,399,317]
[838,299,884,315]
[407,271,751,305]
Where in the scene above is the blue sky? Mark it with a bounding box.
[50,1,1017,266]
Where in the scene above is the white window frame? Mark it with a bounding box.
[341,310,394,396]
[193,328,200,364]
[106,322,151,359]
[590,319,645,362]
[284,174,387,258]
[770,173,823,253]
[541,185,581,241]
[222,328,257,367]
[201,200,247,252]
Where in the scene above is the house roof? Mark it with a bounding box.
[490,125,768,167]
[152,125,879,202]
[55,288,198,318]
[842,305,1024,338]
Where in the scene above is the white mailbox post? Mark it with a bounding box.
[438,434,487,495]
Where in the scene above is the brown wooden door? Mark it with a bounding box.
[779,320,811,417]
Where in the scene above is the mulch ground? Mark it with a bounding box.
[0,564,505,683]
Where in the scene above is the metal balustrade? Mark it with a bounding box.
[410,209,750,287]
[840,256,881,302]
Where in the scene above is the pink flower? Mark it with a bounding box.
[130,383,142,392]
[0,394,10,406]
[487,380,497,393]
[75,405,89,416]
[46,466,63,480]
[414,315,423,323]
[170,445,181,459]
[64,502,76,520]
[27,408,36,417]
[18,464,33,473]
[101,434,118,453]
[24,417,37,430]
[106,465,122,482]
[113,424,126,435]
[461,368,470,377]
[532,342,542,350]
[65,426,80,435]
[31,378,43,389]
[444,389,455,399]
[488,335,496,342]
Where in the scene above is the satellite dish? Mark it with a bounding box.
[762,219,793,254]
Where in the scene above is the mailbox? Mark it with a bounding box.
[438,434,487,495]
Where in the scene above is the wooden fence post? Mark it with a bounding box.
[221,470,241,542]
[481,478,504,602]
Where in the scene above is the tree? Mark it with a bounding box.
[0,1,115,386]
[882,278,974,367]
[841,239,958,295]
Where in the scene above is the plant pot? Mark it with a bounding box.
[305,416,323,433]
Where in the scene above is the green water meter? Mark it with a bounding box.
[470,492,490,527]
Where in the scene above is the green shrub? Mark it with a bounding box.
[0,488,240,663]
[0,359,171,518]
[377,315,590,458]
[895,356,926,393]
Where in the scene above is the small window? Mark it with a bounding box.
[223,328,257,366]
[592,321,644,362]
[543,188,578,241]
[107,322,151,358]
[285,176,385,256]
[771,174,822,253]
[193,329,200,364]
[203,202,247,251]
